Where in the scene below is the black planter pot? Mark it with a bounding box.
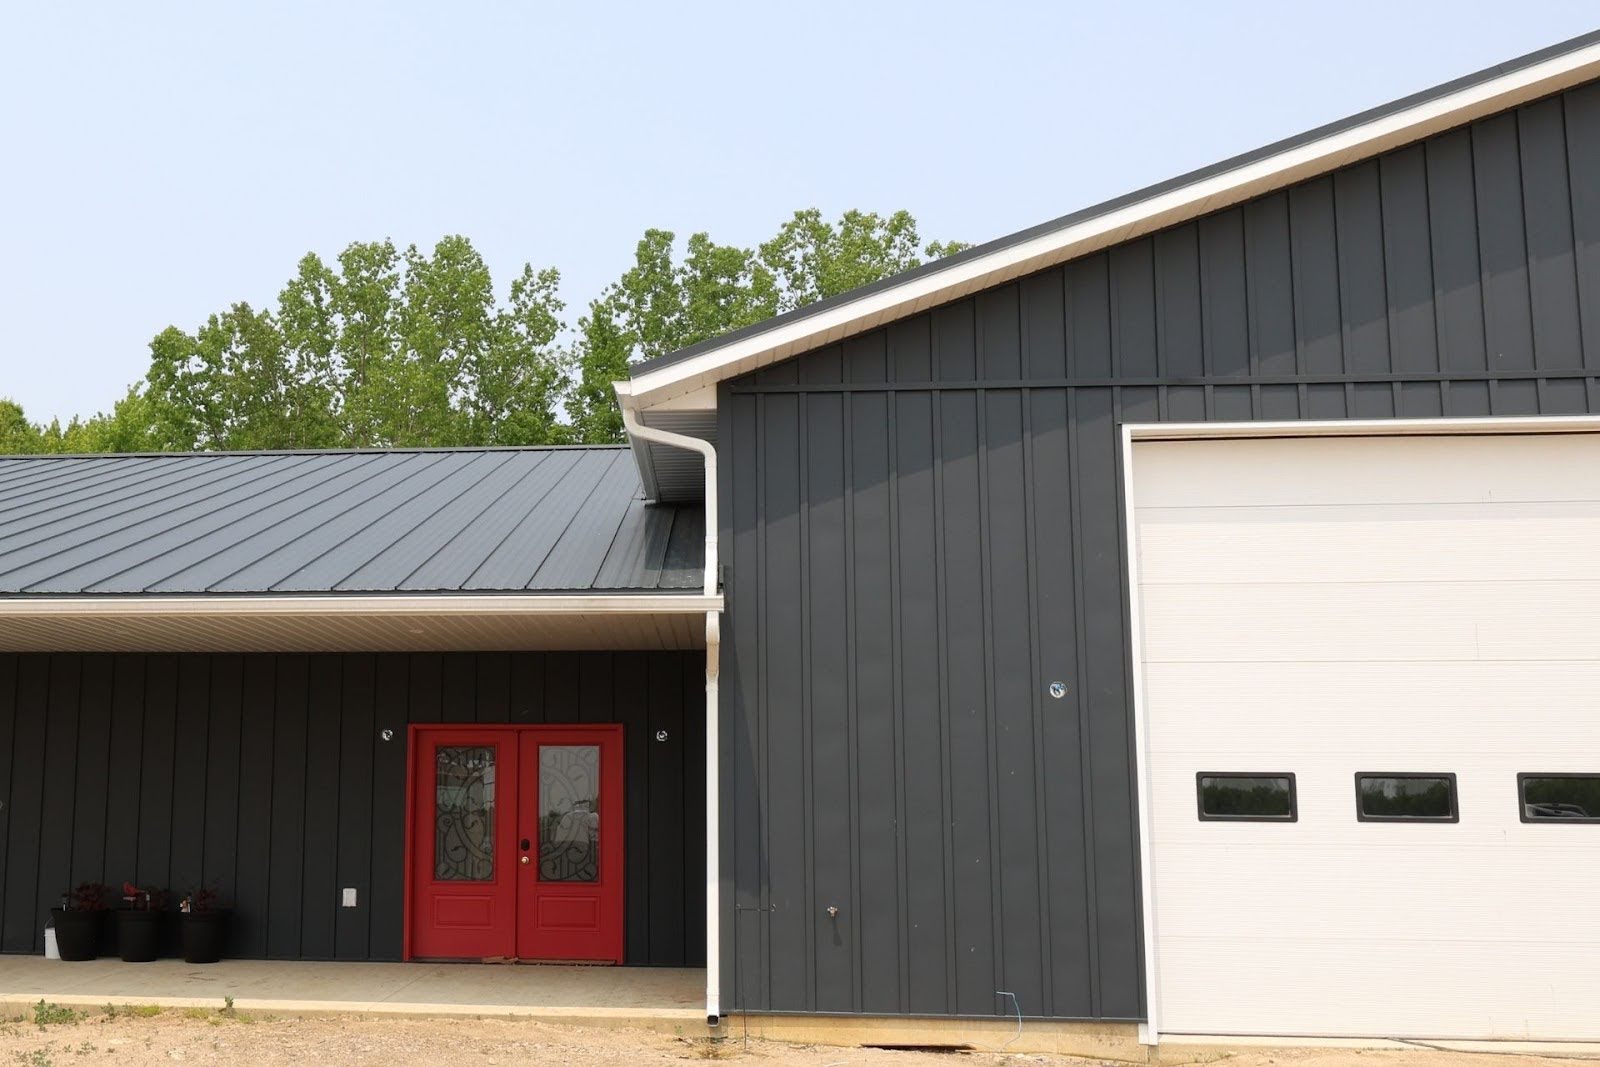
[117,909,164,963]
[50,909,101,961]
[179,910,229,964]
[97,910,117,958]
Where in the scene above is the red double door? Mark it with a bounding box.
[406,725,624,963]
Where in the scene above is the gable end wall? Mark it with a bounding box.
[716,78,1600,1020]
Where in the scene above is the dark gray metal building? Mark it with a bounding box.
[615,29,1600,1045]
[5,30,1600,1050]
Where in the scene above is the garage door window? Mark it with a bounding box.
[1196,773,1297,821]
[1519,774,1600,822]
[1355,773,1458,822]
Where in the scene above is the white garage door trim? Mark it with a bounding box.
[1121,414,1600,1046]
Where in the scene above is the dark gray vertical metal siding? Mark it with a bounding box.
[718,80,1600,1021]
[0,651,704,966]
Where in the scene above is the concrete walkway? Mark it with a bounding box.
[0,956,709,1033]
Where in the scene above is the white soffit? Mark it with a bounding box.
[0,594,722,653]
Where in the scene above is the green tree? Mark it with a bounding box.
[8,208,964,453]
[0,390,161,455]
[565,293,634,446]
[567,209,966,442]
[131,235,567,452]
[0,399,45,454]
[759,208,966,311]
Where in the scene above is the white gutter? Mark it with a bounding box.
[0,592,722,617]
[619,401,723,1025]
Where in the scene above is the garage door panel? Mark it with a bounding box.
[1158,936,1599,1039]
[1137,502,1600,584]
[1134,430,1600,1040]
[1149,839,1599,937]
[1143,662,1600,745]
[1133,435,1600,509]
[1140,580,1600,663]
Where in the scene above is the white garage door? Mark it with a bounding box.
[1131,429,1600,1041]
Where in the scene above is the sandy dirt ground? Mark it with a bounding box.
[0,1007,1589,1067]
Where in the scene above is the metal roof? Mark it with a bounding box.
[0,447,705,596]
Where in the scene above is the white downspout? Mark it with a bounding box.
[619,402,722,1026]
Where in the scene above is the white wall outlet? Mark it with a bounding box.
[342,888,358,908]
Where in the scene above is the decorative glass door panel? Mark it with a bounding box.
[435,746,496,881]
[538,745,600,882]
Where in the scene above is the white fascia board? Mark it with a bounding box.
[0,593,724,618]
[625,40,1600,409]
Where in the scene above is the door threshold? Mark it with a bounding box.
[481,957,617,967]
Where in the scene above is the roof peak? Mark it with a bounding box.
[622,28,1600,403]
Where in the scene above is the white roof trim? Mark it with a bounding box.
[622,36,1600,409]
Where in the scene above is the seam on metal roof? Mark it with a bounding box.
[0,455,182,517]
[0,455,150,511]
[461,450,603,589]
[286,451,522,591]
[0,454,253,536]
[130,452,436,593]
[0,454,329,588]
[71,453,387,594]
[242,452,469,592]
[392,451,565,591]
[518,450,627,590]
[356,451,551,592]
[0,454,260,550]
[528,451,641,590]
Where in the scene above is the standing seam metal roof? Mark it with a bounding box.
[0,447,705,595]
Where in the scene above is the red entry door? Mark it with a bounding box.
[406,725,623,963]
[407,728,520,960]
[516,728,624,963]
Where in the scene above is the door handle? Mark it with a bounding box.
[520,855,531,865]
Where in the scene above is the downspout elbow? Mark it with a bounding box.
[619,403,718,598]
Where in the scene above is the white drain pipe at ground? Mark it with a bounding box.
[619,404,721,1026]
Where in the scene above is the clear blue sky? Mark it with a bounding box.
[3,2,1597,424]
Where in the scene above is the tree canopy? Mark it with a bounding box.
[4,209,966,453]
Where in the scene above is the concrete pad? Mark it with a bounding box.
[1161,1033,1415,1050]
[1419,1039,1600,1058]
[0,957,710,1035]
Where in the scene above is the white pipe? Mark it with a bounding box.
[619,402,722,1024]
[703,608,721,1024]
